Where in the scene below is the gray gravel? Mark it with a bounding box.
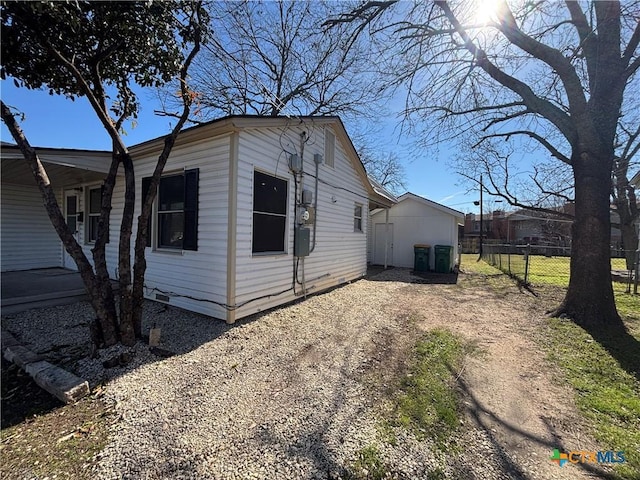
[2,269,453,479]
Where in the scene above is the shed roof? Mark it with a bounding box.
[398,192,465,221]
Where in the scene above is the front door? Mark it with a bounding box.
[63,190,80,270]
[374,223,394,266]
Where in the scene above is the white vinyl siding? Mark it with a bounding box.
[1,183,62,271]
[134,135,230,319]
[324,128,335,168]
[234,124,368,318]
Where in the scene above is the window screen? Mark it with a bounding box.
[252,171,288,253]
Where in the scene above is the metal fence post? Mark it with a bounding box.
[635,249,639,295]
[524,243,531,284]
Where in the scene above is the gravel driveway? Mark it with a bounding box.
[3,267,608,479]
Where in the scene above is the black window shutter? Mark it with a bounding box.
[183,168,199,251]
[141,177,152,247]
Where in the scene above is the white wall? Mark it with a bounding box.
[233,123,368,318]
[1,183,62,271]
[370,197,460,270]
[132,134,232,319]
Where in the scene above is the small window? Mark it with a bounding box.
[158,174,185,249]
[86,186,102,243]
[324,128,335,168]
[253,170,288,254]
[142,169,199,251]
[354,204,363,232]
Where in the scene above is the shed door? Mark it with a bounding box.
[63,190,79,270]
[374,223,394,266]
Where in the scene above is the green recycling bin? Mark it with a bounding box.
[434,245,453,273]
[413,244,431,272]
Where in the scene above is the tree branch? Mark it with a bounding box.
[476,130,572,165]
[492,0,589,118]
[434,0,578,145]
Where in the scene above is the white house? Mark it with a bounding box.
[368,193,464,271]
[1,116,394,323]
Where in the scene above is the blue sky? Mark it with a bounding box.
[1,79,481,214]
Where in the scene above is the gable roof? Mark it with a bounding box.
[398,192,465,221]
[130,115,396,208]
[632,170,640,187]
[368,175,398,206]
[2,115,396,208]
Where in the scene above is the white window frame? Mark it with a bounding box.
[354,203,363,233]
[86,185,102,244]
[156,172,185,251]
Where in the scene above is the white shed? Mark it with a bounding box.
[1,116,394,323]
[369,192,464,271]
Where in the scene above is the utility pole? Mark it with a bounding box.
[479,175,483,260]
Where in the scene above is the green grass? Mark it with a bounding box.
[347,445,388,480]
[460,253,503,275]
[545,318,640,479]
[392,329,466,448]
[476,251,631,287]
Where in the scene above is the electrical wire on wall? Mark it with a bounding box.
[144,284,295,312]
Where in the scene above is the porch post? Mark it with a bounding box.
[384,207,389,269]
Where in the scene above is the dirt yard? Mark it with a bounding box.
[1,265,615,479]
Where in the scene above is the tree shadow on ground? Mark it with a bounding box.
[583,326,640,383]
[453,368,621,480]
[366,265,459,285]
[1,358,63,429]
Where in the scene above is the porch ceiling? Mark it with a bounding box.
[2,158,108,187]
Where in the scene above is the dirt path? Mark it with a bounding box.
[381,268,610,479]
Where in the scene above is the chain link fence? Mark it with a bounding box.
[481,244,640,293]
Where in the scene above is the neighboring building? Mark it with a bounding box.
[462,200,637,250]
[461,210,514,252]
[1,116,394,323]
[631,170,640,252]
[506,209,573,247]
[368,193,464,271]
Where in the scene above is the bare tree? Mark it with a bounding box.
[168,0,407,192]
[328,0,640,332]
[179,0,382,120]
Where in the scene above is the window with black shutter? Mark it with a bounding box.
[141,168,199,251]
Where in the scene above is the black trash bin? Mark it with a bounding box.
[414,244,431,272]
[434,245,453,273]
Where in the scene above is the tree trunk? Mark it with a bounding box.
[620,223,639,270]
[551,152,625,333]
[1,101,119,345]
[91,153,120,334]
[117,154,137,346]
[132,225,148,339]
[613,168,639,270]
